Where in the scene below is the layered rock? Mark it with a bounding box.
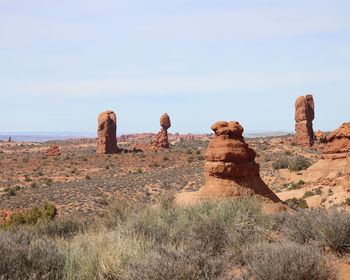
[45,144,61,156]
[176,121,287,214]
[323,122,350,159]
[150,113,171,149]
[97,110,118,154]
[295,95,314,147]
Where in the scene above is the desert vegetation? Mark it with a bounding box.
[1,195,349,279]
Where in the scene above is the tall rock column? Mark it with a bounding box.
[97,110,118,154]
[295,95,314,147]
[150,113,171,149]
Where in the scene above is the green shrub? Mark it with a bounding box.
[187,156,194,163]
[2,202,57,229]
[24,206,41,225]
[285,197,308,209]
[42,178,53,186]
[303,191,315,198]
[98,199,109,206]
[342,198,350,206]
[289,156,311,171]
[272,157,289,170]
[1,213,25,229]
[41,201,57,221]
[4,187,16,198]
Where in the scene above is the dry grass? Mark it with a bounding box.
[1,196,347,279]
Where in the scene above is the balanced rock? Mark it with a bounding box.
[295,95,314,147]
[150,113,171,149]
[45,144,61,156]
[97,110,118,154]
[176,121,287,214]
[323,122,350,159]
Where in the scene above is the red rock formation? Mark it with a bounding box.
[323,122,350,159]
[295,95,314,147]
[97,110,118,154]
[45,144,61,156]
[315,130,327,143]
[176,121,288,214]
[118,133,155,143]
[346,154,350,175]
[314,130,327,150]
[7,136,11,142]
[150,113,171,149]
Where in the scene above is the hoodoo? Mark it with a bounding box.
[295,95,315,147]
[150,113,171,149]
[97,110,118,154]
[176,121,288,214]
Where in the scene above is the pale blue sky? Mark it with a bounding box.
[0,0,349,134]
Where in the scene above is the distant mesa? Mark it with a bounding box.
[295,94,314,148]
[150,113,171,149]
[97,110,119,154]
[45,144,61,157]
[176,121,288,214]
[322,122,350,159]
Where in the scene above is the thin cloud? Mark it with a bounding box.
[3,69,350,98]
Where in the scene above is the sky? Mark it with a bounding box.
[0,0,349,135]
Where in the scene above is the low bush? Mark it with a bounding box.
[285,197,308,210]
[272,157,289,170]
[303,191,315,198]
[1,202,57,229]
[243,241,333,280]
[272,155,312,171]
[276,209,350,253]
[0,229,64,279]
[289,156,311,171]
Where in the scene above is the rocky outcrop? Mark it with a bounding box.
[150,113,171,149]
[315,130,327,143]
[295,95,314,147]
[97,110,118,154]
[7,136,11,142]
[346,154,350,176]
[176,121,288,214]
[45,144,61,156]
[323,122,350,159]
[314,130,327,150]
